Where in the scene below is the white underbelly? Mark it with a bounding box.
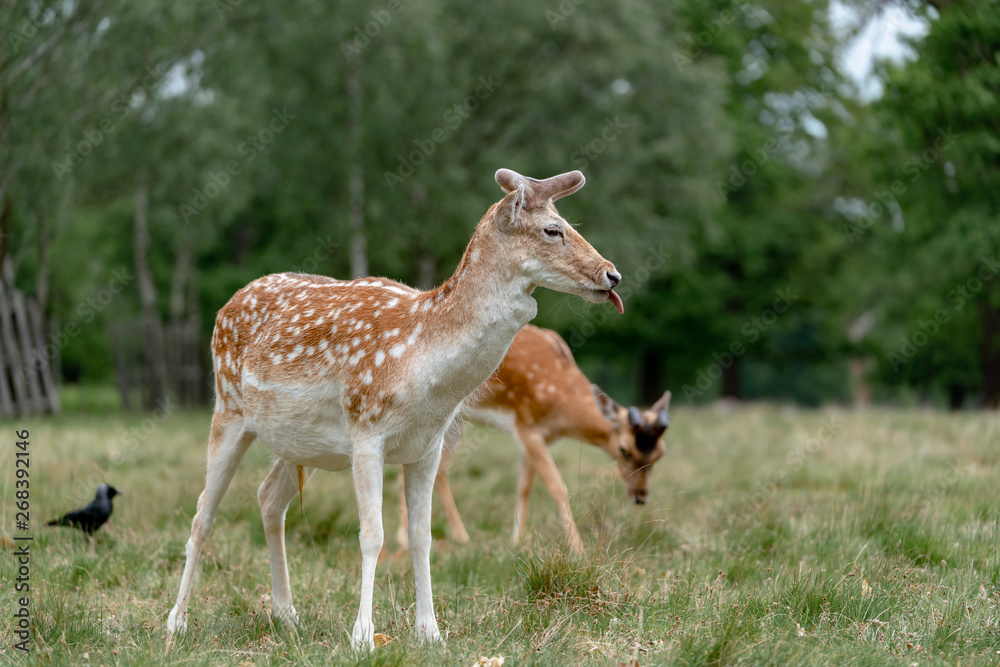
[242,373,457,470]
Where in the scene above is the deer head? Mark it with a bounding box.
[492,169,623,314]
[593,386,672,504]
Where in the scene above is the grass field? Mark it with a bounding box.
[1,406,999,665]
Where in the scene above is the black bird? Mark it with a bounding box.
[46,484,122,535]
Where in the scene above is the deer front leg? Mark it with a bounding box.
[351,444,385,650]
[517,427,585,555]
[512,453,536,545]
[403,443,444,642]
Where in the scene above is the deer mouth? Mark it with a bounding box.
[580,286,624,313]
[607,289,624,314]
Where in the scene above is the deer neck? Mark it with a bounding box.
[578,416,617,458]
[417,225,537,400]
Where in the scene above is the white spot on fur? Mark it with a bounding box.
[374,350,385,367]
[407,322,423,345]
[390,344,406,358]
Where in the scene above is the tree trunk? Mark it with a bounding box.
[36,209,49,327]
[346,59,367,279]
[639,348,663,406]
[0,193,10,288]
[847,357,871,407]
[978,297,1000,409]
[947,382,966,411]
[417,254,436,290]
[721,354,742,400]
[133,175,169,409]
[169,231,194,324]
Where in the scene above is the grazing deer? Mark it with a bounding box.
[166,169,622,649]
[397,325,671,555]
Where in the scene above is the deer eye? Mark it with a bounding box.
[618,445,631,460]
[544,226,563,238]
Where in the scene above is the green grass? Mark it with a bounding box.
[2,406,1000,665]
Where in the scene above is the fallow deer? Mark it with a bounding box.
[166,169,622,649]
[397,324,671,555]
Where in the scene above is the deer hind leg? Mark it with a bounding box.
[434,444,469,544]
[168,415,255,634]
[258,459,315,624]
[516,427,585,555]
[397,423,469,550]
[396,473,409,551]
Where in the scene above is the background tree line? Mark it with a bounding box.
[1,0,996,411]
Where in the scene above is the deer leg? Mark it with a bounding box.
[516,427,585,555]
[511,453,536,545]
[434,441,469,544]
[258,459,314,624]
[351,440,386,650]
[403,441,444,642]
[168,415,255,634]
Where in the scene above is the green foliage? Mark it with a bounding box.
[2,0,998,406]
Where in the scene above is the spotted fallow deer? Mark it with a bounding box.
[397,324,671,555]
[166,169,622,649]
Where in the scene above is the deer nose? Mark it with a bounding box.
[606,271,621,288]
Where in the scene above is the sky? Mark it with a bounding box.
[830,1,931,100]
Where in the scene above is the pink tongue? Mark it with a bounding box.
[608,289,624,314]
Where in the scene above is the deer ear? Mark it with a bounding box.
[591,384,619,422]
[627,406,643,428]
[544,170,586,201]
[495,168,525,194]
[495,184,526,232]
[651,390,672,413]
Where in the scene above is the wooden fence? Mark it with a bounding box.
[0,283,60,417]
[108,320,209,410]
